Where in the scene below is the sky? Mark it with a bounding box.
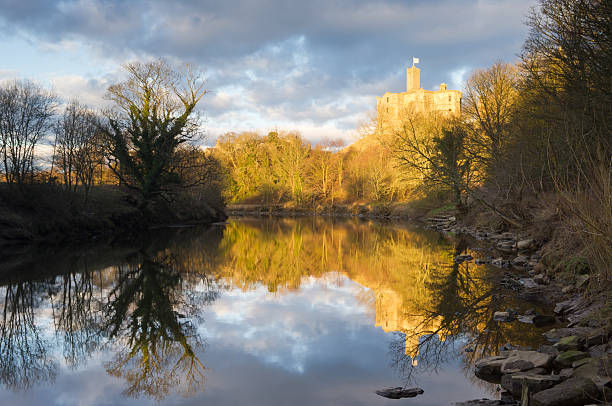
[0,0,538,146]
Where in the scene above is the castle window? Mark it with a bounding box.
[387,97,389,102]
[448,96,451,102]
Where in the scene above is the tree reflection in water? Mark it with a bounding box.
[50,271,102,369]
[0,239,219,399]
[390,238,550,387]
[0,219,553,400]
[103,254,215,400]
[0,281,57,390]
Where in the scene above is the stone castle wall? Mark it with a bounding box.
[376,65,462,130]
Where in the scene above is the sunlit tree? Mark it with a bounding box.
[101,60,207,207]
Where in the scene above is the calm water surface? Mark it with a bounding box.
[0,217,550,405]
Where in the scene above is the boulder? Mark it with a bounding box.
[587,344,607,358]
[491,257,509,267]
[517,239,535,250]
[572,357,596,369]
[518,315,536,324]
[531,376,599,406]
[500,350,553,374]
[585,329,607,347]
[544,327,594,343]
[555,351,590,368]
[554,335,585,352]
[374,387,423,399]
[494,311,516,322]
[475,355,508,383]
[573,358,612,389]
[497,242,516,253]
[538,345,559,357]
[518,278,538,288]
[554,300,573,315]
[501,372,561,397]
[558,368,574,380]
[501,342,519,351]
[575,274,590,289]
[512,255,529,267]
[533,273,550,285]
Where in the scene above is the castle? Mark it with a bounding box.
[376,64,462,130]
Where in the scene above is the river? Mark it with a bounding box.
[0,217,553,405]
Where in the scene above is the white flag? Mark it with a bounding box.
[413,57,420,65]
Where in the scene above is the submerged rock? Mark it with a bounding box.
[375,387,424,399]
[494,311,516,322]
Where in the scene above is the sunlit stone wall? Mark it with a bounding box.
[376,65,462,130]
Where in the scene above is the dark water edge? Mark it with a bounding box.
[0,184,227,250]
[0,217,561,405]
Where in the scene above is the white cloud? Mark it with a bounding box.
[50,74,112,108]
[0,0,539,142]
[451,67,469,91]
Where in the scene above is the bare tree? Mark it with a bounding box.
[0,80,56,185]
[391,111,470,208]
[53,101,102,193]
[522,0,611,146]
[100,60,207,207]
[463,62,519,167]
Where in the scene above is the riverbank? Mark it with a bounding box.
[0,184,227,248]
[226,201,434,219]
[423,214,611,406]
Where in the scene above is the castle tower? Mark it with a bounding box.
[406,65,420,91]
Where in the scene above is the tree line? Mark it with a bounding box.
[0,60,223,210]
[212,130,413,206]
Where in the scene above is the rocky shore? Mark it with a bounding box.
[424,214,611,406]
